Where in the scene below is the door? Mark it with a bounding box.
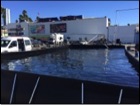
[17,39,25,51]
[24,39,32,51]
[8,41,18,52]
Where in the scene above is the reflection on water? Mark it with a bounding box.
[2,58,32,72]
[1,49,139,88]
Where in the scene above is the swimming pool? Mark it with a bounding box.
[1,49,139,88]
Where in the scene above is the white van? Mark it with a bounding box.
[1,36,32,53]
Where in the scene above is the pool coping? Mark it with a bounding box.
[124,45,139,74]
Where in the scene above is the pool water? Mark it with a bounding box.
[1,49,139,88]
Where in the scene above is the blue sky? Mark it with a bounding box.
[1,1,139,25]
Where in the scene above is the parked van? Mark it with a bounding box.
[1,36,32,53]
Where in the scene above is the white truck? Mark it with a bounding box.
[48,33,64,45]
[1,36,33,53]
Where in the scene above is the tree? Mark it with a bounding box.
[22,10,27,17]
[24,14,29,21]
[19,14,24,22]
[28,17,33,22]
[18,10,33,23]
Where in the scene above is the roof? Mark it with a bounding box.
[1,36,31,40]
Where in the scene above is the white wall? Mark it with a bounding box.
[7,17,107,40]
[134,33,139,44]
[135,26,139,44]
[19,17,108,41]
[108,25,137,43]
[6,19,138,44]
[6,22,29,36]
[64,18,107,41]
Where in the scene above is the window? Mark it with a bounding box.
[50,23,67,33]
[8,33,11,35]
[19,32,24,35]
[1,40,10,47]
[8,33,15,35]
[59,37,62,40]
[25,40,31,46]
[9,41,17,48]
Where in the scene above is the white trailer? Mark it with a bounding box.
[49,33,64,45]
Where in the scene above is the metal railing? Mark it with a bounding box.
[10,74,17,104]
[7,74,127,104]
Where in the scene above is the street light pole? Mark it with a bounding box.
[114,10,118,43]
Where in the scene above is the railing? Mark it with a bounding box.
[88,34,105,44]
[1,70,139,104]
[79,34,106,45]
[10,74,17,104]
[29,77,40,104]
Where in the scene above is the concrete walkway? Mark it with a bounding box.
[125,44,139,62]
[124,44,139,73]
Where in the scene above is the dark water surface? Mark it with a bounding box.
[1,49,139,88]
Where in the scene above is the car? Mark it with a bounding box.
[1,36,33,53]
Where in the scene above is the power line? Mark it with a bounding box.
[116,8,139,12]
[114,8,139,43]
[115,8,139,25]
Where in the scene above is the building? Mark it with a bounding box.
[1,7,11,26]
[6,16,109,40]
[134,25,139,44]
[1,29,8,37]
[5,8,11,25]
[5,15,138,44]
[6,23,26,36]
[108,24,139,44]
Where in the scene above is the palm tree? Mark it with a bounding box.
[19,14,24,22]
[18,10,33,22]
[21,10,28,22]
[28,17,33,22]
[22,10,27,17]
[25,15,29,21]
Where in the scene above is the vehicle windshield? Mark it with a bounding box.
[1,40,11,47]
